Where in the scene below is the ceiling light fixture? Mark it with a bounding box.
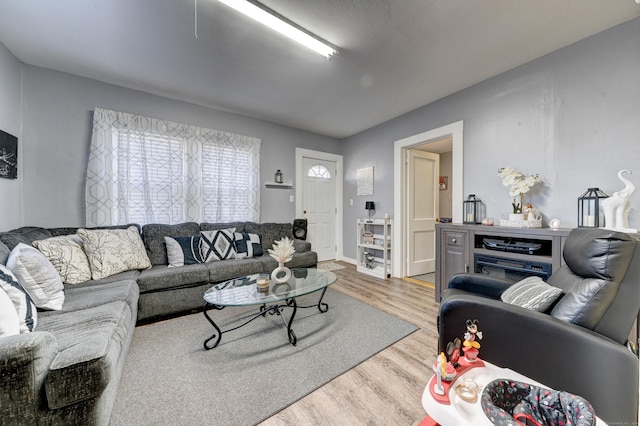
[217,0,337,59]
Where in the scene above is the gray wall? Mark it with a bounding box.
[439,151,453,219]
[18,65,341,228]
[342,17,640,260]
[0,42,22,229]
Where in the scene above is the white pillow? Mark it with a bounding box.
[0,286,20,337]
[501,276,563,312]
[33,235,92,284]
[0,264,37,333]
[77,226,151,280]
[7,243,65,310]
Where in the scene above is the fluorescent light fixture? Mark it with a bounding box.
[218,0,337,58]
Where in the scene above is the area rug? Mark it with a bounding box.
[317,261,346,271]
[110,289,418,426]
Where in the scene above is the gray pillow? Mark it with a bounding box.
[501,276,563,312]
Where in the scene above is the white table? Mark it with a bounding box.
[421,358,607,425]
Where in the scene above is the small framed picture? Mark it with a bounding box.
[439,176,448,191]
[0,129,18,179]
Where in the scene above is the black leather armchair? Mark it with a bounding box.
[438,228,640,425]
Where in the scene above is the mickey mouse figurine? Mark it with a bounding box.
[463,319,482,362]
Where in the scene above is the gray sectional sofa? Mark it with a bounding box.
[0,221,316,426]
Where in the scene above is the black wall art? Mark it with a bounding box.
[0,129,17,179]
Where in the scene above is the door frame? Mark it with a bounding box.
[393,121,464,278]
[295,148,344,261]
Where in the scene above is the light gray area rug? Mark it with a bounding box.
[110,289,418,426]
[317,261,346,271]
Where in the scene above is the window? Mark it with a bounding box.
[307,164,331,179]
[86,108,260,226]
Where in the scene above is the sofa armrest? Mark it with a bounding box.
[447,273,513,299]
[438,292,638,424]
[0,331,58,422]
[293,240,311,253]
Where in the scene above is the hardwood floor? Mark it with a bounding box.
[259,262,439,426]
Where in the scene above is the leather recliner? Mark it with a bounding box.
[438,228,640,425]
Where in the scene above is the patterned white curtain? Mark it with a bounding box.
[86,108,260,226]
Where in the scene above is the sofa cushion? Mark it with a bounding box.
[137,264,210,293]
[32,235,92,284]
[39,300,133,410]
[7,243,65,310]
[549,267,620,329]
[260,251,318,270]
[562,228,636,282]
[142,222,200,265]
[0,227,52,251]
[500,276,563,312]
[206,258,266,283]
[78,226,151,280]
[38,280,138,317]
[0,286,20,337]
[244,223,294,254]
[200,229,236,262]
[0,264,37,333]
[164,235,203,267]
[0,240,9,265]
[200,222,246,233]
[234,232,263,259]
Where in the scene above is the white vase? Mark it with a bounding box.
[271,262,292,284]
[509,213,524,221]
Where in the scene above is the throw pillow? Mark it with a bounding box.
[7,243,65,310]
[234,232,263,259]
[33,235,92,284]
[200,229,236,262]
[0,286,20,337]
[0,265,37,333]
[77,226,152,280]
[500,276,563,312]
[164,235,204,267]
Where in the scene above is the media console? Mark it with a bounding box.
[435,223,572,302]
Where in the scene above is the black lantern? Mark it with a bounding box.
[463,194,483,224]
[365,201,375,222]
[578,188,608,228]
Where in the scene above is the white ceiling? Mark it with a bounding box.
[1,0,639,138]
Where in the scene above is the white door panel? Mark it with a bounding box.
[302,157,336,262]
[407,150,439,276]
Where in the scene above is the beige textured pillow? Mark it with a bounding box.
[77,226,151,280]
[33,235,91,284]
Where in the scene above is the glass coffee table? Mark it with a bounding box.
[202,268,337,350]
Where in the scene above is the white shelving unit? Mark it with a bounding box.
[357,218,392,279]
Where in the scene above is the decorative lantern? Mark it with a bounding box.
[578,188,608,228]
[275,169,283,184]
[463,194,483,224]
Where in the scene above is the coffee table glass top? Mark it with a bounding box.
[203,268,337,307]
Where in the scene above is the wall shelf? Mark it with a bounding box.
[265,182,293,189]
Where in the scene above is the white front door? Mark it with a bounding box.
[302,157,336,262]
[406,149,439,276]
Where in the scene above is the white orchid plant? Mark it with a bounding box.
[268,236,296,264]
[498,167,539,214]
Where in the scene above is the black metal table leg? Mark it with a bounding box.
[283,298,297,345]
[316,287,329,313]
[203,303,224,350]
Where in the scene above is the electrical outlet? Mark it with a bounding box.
[289,195,294,202]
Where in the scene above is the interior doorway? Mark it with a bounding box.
[393,121,464,278]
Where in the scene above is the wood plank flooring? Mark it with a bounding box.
[259,262,439,426]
